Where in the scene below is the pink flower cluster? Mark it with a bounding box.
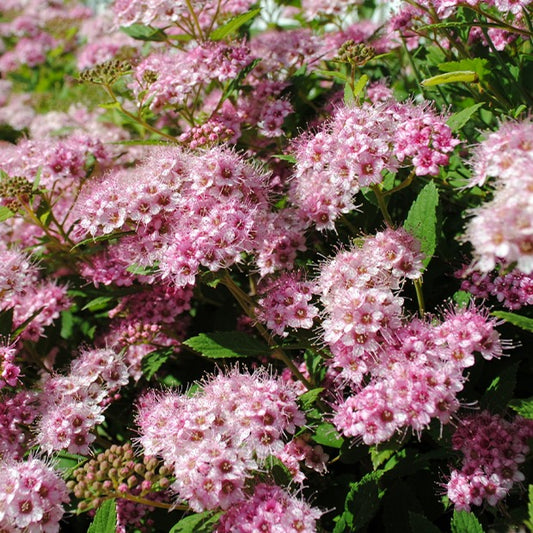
[0,340,19,389]
[75,145,305,286]
[132,42,252,113]
[37,347,128,455]
[318,227,424,386]
[290,101,458,230]
[277,435,329,484]
[446,411,533,511]
[215,483,322,533]
[0,390,39,460]
[0,456,69,532]
[456,264,533,310]
[256,272,319,337]
[136,368,308,513]
[463,119,533,273]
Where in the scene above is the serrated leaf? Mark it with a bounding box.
[409,512,442,533]
[453,290,472,308]
[120,23,168,42]
[447,103,484,132]
[342,470,386,530]
[370,441,401,470]
[480,362,518,411]
[169,511,222,533]
[141,348,174,380]
[0,206,14,222]
[183,331,268,359]
[298,388,324,410]
[88,499,116,533]
[312,423,344,449]
[451,510,484,533]
[421,71,478,87]
[508,397,533,419]
[344,81,355,105]
[82,296,115,312]
[209,8,261,40]
[492,311,533,332]
[404,181,439,268]
[528,485,533,529]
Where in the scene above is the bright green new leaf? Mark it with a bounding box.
[421,71,478,87]
[209,8,261,40]
[120,24,168,42]
[447,103,484,132]
[492,311,533,332]
[451,510,485,533]
[312,423,344,449]
[0,206,14,222]
[508,397,533,419]
[169,511,222,533]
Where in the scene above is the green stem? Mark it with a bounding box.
[383,170,415,197]
[414,278,426,317]
[371,184,394,227]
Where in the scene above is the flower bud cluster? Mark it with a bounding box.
[67,443,171,514]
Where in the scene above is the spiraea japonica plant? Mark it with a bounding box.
[1,0,533,531]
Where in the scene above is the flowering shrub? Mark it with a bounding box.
[1,0,532,532]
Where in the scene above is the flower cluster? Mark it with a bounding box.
[136,368,308,513]
[215,483,323,533]
[290,101,458,230]
[456,264,533,310]
[256,272,319,337]
[0,456,69,532]
[37,347,128,455]
[446,411,533,510]
[464,119,533,273]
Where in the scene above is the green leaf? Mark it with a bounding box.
[452,290,472,308]
[341,470,387,530]
[71,230,135,250]
[265,455,293,487]
[169,511,222,533]
[508,397,533,419]
[353,74,369,98]
[120,24,168,42]
[54,451,86,474]
[221,58,261,103]
[183,331,269,359]
[312,423,344,449]
[88,499,117,533]
[451,510,485,533]
[0,206,14,222]
[492,311,533,332]
[60,310,74,340]
[298,388,324,410]
[0,308,14,336]
[447,103,484,132]
[438,58,489,79]
[12,306,45,337]
[370,441,402,471]
[404,181,439,268]
[272,154,297,164]
[82,296,115,312]
[527,485,533,530]
[209,8,261,40]
[480,362,518,411]
[141,347,174,380]
[409,512,442,533]
[126,263,159,275]
[421,71,478,87]
[344,81,355,105]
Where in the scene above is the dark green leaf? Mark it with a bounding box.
[492,311,533,332]
[221,58,261,102]
[209,8,261,40]
[71,230,134,250]
[265,455,293,487]
[183,331,269,359]
[447,103,484,132]
[451,510,485,533]
[88,499,117,533]
[141,347,174,380]
[312,423,344,449]
[404,181,439,268]
[508,397,533,419]
[527,485,533,530]
[409,512,442,533]
[120,24,168,42]
[12,306,45,337]
[0,308,14,336]
[480,362,518,411]
[169,511,222,533]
